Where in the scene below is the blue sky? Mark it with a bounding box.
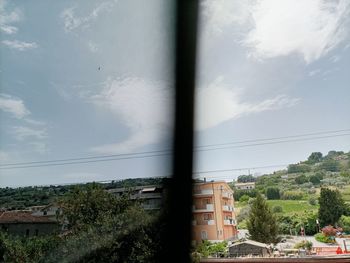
[1,0,350,187]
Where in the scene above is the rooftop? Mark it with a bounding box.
[0,211,57,224]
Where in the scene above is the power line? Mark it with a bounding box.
[1,129,350,169]
[195,128,350,148]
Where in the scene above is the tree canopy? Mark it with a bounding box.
[247,193,279,244]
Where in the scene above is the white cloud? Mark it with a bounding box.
[88,41,98,53]
[2,40,38,51]
[0,94,30,119]
[89,77,173,154]
[0,0,22,35]
[61,1,117,32]
[12,126,48,141]
[195,77,300,130]
[201,0,251,36]
[201,0,350,64]
[88,76,299,153]
[244,0,350,63]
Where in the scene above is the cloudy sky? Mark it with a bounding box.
[1,0,350,187]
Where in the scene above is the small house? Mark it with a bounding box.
[229,240,269,257]
[0,211,58,237]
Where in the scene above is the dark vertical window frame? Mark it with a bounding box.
[162,0,199,262]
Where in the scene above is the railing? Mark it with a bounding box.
[222,192,231,198]
[193,204,214,212]
[223,205,234,212]
[193,189,214,195]
[224,219,235,225]
[192,219,215,225]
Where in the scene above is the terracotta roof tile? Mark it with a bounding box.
[0,211,57,224]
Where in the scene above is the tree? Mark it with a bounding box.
[237,175,256,183]
[287,164,311,174]
[266,187,280,200]
[318,188,345,226]
[247,193,279,244]
[309,175,321,185]
[295,174,308,184]
[307,152,323,164]
[319,159,340,172]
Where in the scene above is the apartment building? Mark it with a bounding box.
[192,180,237,244]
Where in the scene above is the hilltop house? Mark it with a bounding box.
[0,211,58,237]
[108,185,165,210]
[234,182,255,190]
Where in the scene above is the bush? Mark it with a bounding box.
[294,240,313,251]
[295,175,308,184]
[281,191,304,200]
[239,195,250,202]
[339,215,350,233]
[288,164,311,174]
[266,187,280,200]
[308,197,317,206]
[315,233,335,244]
[272,206,283,213]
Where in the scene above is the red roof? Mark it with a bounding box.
[0,211,57,224]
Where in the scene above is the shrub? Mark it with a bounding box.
[308,197,317,206]
[272,206,283,213]
[266,187,280,200]
[295,175,308,184]
[288,164,311,174]
[315,233,335,243]
[239,195,250,202]
[281,191,304,200]
[294,240,313,251]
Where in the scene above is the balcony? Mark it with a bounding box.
[222,192,231,199]
[192,219,215,226]
[222,205,234,212]
[224,219,236,225]
[193,204,214,213]
[193,189,214,196]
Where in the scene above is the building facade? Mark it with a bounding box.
[192,181,237,244]
[108,185,164,210]
[0,211,58,237]
[235,182,255,190]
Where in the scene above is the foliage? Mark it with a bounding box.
[315,233,334,243]
[272,206,283,213]
[318,188,345,226]
[239,195,250,203]
[0,184,165,262]
[247,194,279,244]
[294,240,313,251]
[338,215,350,233]
[236,206,250,223]
[319,159,341,172]
[321,225,342,237]
[309,175,321,185]
[295,175,308,185]
[233,189,257,201]
[266,187,280,200]
[237,175,256,183]
[281,191,304,200]
[194,240,227,258]
[308,197,317,206]
[307,152,323,164]
[287,164,311,174]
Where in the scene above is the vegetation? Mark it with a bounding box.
[0,183,165,262]
[194,240,228,259]
[247,194,279,244]
[318,188,345,226]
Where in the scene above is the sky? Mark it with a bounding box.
[0,0,350,187]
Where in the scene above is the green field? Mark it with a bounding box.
[266,200,318,214]
[236,200,319,215]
